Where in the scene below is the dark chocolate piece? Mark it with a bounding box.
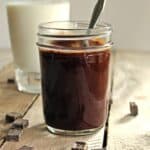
[12,118,29,129]
[72,141,88,150]
[130,102,138,116]
[17,145,34,150]
[5,129,22,142]
[7,78,15,84]
[5,112,22,123]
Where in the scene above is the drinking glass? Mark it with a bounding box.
[6,0,70,93]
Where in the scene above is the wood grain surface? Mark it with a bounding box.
[107,51,150,150]
[1,97,104,150]
[0,63,38,141]
[0,50,150,149]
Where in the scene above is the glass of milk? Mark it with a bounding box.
[6,0,70,94]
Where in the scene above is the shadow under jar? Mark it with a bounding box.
[37,21,113,135]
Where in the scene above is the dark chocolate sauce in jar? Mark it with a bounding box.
[39,41,111,131]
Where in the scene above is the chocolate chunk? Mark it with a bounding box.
[12,119,29,129]
[17,145,34,150]
[130,102,138,116]
[7,78,15,84]
[72,141,88,150]
[5,129,22,142]
[5,112,22,123]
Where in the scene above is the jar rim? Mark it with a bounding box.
[38,21,112,38]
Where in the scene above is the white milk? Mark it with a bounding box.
[7,1,70,72]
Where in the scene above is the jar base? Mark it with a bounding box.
[47,125,104,136]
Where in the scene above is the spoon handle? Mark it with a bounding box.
[89,0,105,29]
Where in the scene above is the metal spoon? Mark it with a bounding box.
[83,0,106,47]
[89,0,106,29]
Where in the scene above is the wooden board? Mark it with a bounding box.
[1,49,150,149]
[1,97,105,150]
[107,51,150,150]
[0,64,38,142]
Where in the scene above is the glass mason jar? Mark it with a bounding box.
[37,21,112,135]
[6,0,70,94]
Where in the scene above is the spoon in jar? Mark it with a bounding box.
[88,0,106,29]
[83,0,106,47]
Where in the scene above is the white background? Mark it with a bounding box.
[1,0,150,51]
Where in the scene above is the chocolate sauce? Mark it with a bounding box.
[39,44,111,130]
